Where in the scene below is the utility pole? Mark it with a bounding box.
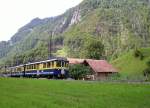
[35,30,53,60]
[48,31,53,59]
[4,65,7,73]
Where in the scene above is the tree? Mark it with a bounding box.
[69,64,91,80]
[83,38,104,59]
[143,60,150,81]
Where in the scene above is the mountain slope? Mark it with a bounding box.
[63,0,150,59]
[0,0,150,67]
[111,48,150,78]
[0,7,80,65]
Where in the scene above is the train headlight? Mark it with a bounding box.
[61,69,65,75]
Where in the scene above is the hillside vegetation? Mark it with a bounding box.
[112,48,150,78]
[0,78,150,108]
[0,0,150,70]
[64,0,150,59]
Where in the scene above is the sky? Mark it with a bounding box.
[0,0,83,41]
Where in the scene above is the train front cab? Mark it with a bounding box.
[38,59,69,79]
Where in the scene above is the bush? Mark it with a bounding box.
[134,49,144,60]
[83,38,104,59]
[143,67,150,81]
[146,60,150,67]
[107,73,121,81]
[143,60,150,81]
[69,64,92,80]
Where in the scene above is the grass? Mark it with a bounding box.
[0,78,150,108]
[111,48,150,77]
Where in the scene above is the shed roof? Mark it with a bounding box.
[85,59,117,73]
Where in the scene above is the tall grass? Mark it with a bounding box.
[0,78,150,108]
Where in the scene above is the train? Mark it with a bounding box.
[0,58,69,79]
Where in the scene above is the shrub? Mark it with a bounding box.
[146,60,150,67]
[134,49,144,60]
[69,64,92,80]
[143,60,150,81]
[143,67,150,81]
[108,73,121,80]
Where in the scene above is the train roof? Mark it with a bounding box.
[26,59,57,65]
[26,58,68,65]
[10,57,68,68]
[10,64,24,69]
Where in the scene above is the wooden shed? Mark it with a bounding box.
[67,58,118,80]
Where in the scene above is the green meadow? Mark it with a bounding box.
[0,78,150,108]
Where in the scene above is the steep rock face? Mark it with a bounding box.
[69,8,81,26]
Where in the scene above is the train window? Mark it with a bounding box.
[65,63,67,67]
[43,63,46,68]
[36,64,39,69]
[21,67,23,71]
[51,61,54,67]
[56,61,61,67]
[66,62,69,67]
[35,64,37,69]
[62,61,64,67]
[47,62,51,68]
[65,62,68,67]
[33,65,35,69]
[32,65,34,69]
[50,62,52,67]
[17,68,19,72]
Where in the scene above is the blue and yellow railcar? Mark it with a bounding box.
[5,58,69,79]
